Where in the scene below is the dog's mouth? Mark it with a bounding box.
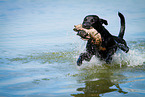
[82,25,93,29]
[82,22,93,29]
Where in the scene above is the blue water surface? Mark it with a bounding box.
[0,0,145,97]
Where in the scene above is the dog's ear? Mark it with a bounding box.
[100,19,108,25]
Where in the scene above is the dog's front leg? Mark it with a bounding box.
[77,52,93,66]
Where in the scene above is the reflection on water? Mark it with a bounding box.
[71,66,128,97]
[72,80,127,97]
[71,64,145,97]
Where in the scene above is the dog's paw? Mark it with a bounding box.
[77,57,82,66]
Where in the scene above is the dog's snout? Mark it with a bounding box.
[82,22,91,29]
[82,23,87,28]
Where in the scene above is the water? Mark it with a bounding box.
[0,0,145,97]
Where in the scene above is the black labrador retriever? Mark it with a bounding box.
[76,12,129,66]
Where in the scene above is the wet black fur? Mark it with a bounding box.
[77,12,129,66]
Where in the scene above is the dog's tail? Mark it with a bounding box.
[118,12,125,38]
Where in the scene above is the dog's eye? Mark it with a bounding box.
[91,19,94,22]
[84,18,87,21]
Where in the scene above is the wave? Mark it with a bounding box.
[4,39,145,69]
[8,51,77,64]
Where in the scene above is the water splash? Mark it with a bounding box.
[75,39,145,68]
[112,49,144,67]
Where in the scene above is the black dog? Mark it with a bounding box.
[77,12,129,66]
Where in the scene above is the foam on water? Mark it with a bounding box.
[75,39,145,69]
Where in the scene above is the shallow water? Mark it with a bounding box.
[0,0,145,97]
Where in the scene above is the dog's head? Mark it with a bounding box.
[82,15,108,29]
